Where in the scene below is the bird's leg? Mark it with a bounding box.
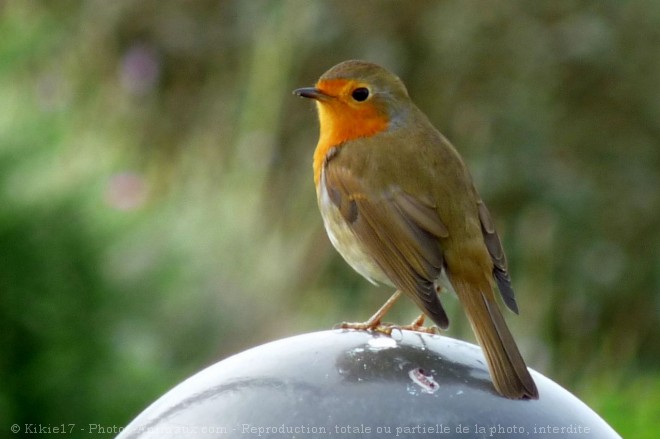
[339,290,403,335]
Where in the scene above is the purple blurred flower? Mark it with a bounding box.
[105,172,148,211]
[119,43,161,96]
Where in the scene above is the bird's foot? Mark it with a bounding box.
[337,314,437,336]
[395,314,438,334]
[338,319,395,336]
[336,290,404,335]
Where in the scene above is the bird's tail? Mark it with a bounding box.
[453,279,539,399]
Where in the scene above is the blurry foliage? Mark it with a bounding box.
[0,0,658,437]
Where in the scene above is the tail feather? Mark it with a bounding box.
[454,279,539,399]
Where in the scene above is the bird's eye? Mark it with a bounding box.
[351,87,370,102]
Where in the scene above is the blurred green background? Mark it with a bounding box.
[1,0,658,437]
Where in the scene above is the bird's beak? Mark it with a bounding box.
[293,87,331,102]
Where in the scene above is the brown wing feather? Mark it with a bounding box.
[325,165,450,328]
[477,201,518,313]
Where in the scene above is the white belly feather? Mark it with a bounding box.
[317,171,390,286]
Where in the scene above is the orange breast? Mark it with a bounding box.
[311,79,389,186]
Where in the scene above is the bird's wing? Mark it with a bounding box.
[477,200,518,313]
[324,165,450,328]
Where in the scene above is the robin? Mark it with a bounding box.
[294,60,538,400]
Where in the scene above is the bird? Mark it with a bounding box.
[293,60,538,400]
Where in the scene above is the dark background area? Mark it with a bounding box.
[1,1,658,437]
